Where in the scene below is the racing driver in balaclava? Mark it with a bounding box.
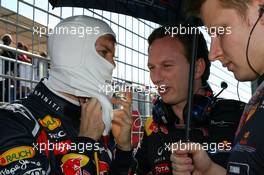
[0,15,133,175]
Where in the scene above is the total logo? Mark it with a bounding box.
[155,163,170,174]
[61,153,89,175]
[39,115,61,131]
[0,146,35,166]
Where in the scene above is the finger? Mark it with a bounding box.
[83,98,98,113]
[94,99,102,111]
[171,142,202,154]
[112,110,132,126]
[172,169,192,175]
[86,98,99,112]
[117,99,131,109]
[113,99,131,115]
[171,145,190,155]
[112,113,132,128]
[112,98,131,108]
[170,154,192,165]
[79,97,91,104]
[80,101,87,116]
[171,158,193,172]
[80,97,92,112]
[112,90,132,106]
[171,163,194,173]
[80,101,90,124]
[113,109,131,121]
[112,119,131,132]
[124,90,132,104]
[92,101,103,120]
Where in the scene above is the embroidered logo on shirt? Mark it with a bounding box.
[39,115,61,131]
[144,118,158,136]
[160,125,168,135]
[239,131,250,145]
[99,161,109,173]
[61,153,89,175]
[155,163,170,174]
[0,146,35,166]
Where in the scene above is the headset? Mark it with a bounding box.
[152,94,214,127]
[259,4,264,17]
[152,6,264,127]
[152,82,228,127]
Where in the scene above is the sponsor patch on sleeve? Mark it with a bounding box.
[0,146,35,166]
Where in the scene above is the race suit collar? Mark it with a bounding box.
[27,80,81,120]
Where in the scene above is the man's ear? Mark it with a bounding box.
[260,5,264,25]
[256,0,264,24]
[195,58,206,80]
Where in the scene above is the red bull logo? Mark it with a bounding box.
[145,118,158,136]
[99,161,109,174]
[61,153,89,175]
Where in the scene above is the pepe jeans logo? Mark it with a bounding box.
[0,146,35,166]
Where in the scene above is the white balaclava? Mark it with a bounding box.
[45,15,115,135]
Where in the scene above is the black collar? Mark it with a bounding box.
[24,81,81,121]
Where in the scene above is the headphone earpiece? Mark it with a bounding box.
[183,94,214,127]
[259,4,264,17]
[152,94,215,127]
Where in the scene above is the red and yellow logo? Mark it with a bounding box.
[240,131,250,145]
[0,146,35,166]
[99,161,109,173]
[39,115,61,131]
[61,153,89,175]
[144,118,158,136]
[246,104,258,122]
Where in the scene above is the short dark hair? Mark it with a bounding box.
[184,0,206,16]
[1,34,12,45]
[148,26,211,86]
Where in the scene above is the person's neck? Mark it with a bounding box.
[171,87,206,124]
[60,92,79,102]
[59,92,91,106]
[260,67,264,76]
[171,102,186,124]
[52,89,80,106]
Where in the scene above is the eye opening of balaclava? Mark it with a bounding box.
[45,15,116,135]
[94,34,117,68]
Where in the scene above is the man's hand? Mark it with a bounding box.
[111,91,132,151]
[79,98,104,141]
[170,142,225,175]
